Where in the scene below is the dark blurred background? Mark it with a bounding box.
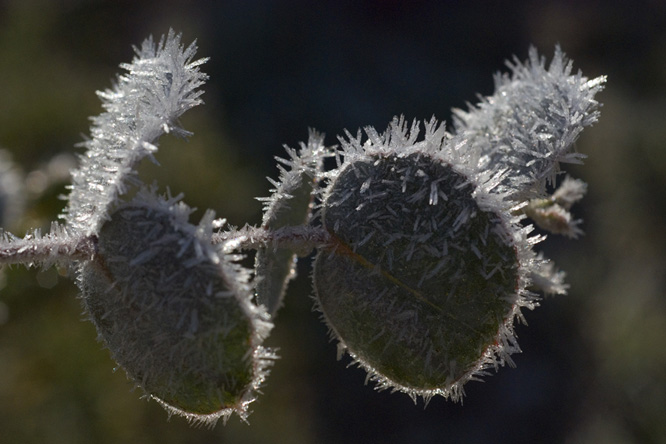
[1,1,665,443]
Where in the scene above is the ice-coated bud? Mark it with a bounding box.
[78,191,273,424]
[314,147,528,400]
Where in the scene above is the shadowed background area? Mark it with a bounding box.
[1,1,665,443]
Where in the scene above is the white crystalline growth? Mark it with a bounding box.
[63,30,208,235]
[451,46,606,200]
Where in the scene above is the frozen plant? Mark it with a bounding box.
[0,30,605,426]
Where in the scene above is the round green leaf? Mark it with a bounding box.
[314,152,519,395]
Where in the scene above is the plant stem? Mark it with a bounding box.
[0,232,97,266]
[213,225,330,256]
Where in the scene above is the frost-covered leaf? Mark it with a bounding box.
[528,252,568,296]
[79,189,273,425]
[523,198,583,238]
[314,120,538,401]
[523,175,587,238]
[63,30,208,235]
[254,131,326,316]
[452,46,606,199]
[552,175,587,209]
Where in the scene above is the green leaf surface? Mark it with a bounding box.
[315,153,518,393]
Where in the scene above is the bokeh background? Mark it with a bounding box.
[1,1,665,443]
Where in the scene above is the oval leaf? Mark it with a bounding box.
[314,152,519,398]
[80,197,272,422]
